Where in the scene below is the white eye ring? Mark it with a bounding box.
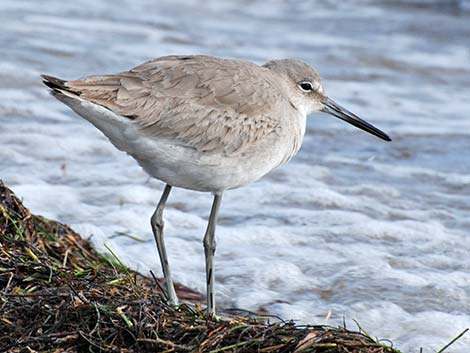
[298,81,320,92]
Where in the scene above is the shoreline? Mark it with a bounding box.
[0,179,403,352]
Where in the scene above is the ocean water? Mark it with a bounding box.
[1,0,469,351]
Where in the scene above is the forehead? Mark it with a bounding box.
[264,59,321,83]
[286,60,321,82]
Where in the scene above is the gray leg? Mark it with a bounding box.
[151,184,178,306]
[203,193,223,317]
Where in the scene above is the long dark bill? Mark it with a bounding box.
[321,97,391,141]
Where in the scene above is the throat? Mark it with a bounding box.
[289,97,311,117]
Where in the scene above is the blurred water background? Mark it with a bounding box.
[1,0,470,351]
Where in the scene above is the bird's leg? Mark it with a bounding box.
[203,193,223,318]
[151,184,178,306]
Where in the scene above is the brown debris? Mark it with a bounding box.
[0,180,401,352]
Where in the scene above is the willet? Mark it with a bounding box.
[42,55,391,317]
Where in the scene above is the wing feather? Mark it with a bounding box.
[65,55,286,154]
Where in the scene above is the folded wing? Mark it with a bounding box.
[58,55,285,154]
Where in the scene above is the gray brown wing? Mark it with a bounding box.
[64,55,286,154]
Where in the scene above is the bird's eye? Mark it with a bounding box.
[299,81,314,92]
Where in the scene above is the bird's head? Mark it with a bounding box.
[263,59,391,142]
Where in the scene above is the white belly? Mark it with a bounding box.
[127,135,287,192]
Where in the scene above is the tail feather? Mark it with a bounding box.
[40,73,129,126]
[41,74,123,111]
[41,74,86,107]
[41,75,68,91]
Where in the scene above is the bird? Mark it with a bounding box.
[41,55,391,317]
